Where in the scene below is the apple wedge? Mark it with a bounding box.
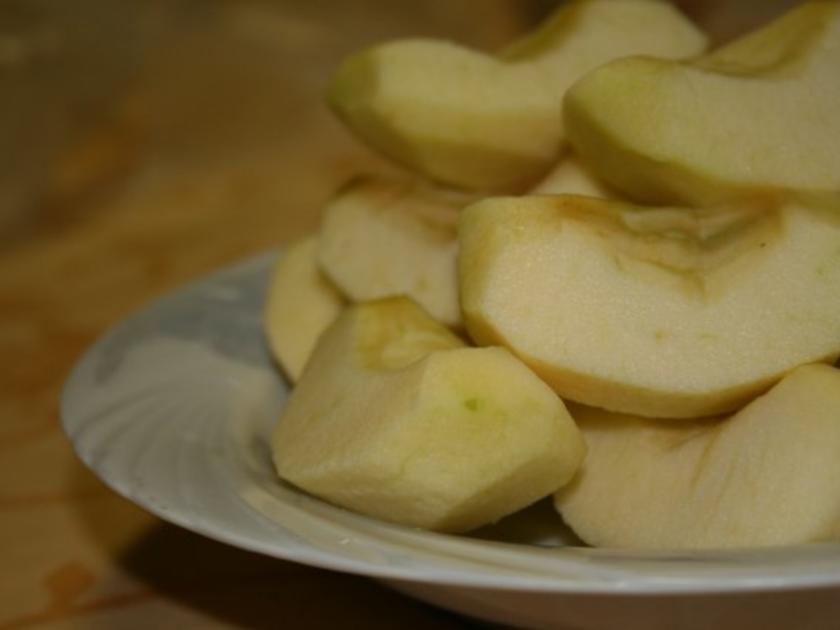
[328,0,706,192]
[556,364,840,549]
[271,297,585,533]
[318,177,464,327]
[459,195,840,418]
[565,2,840,206]
[264,236,344,382]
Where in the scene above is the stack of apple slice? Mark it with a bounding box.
[265,0,840,548]
[328,0,706,191]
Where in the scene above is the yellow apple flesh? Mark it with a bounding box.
[530,154,613,197]
[318,176,464,327]
[329,0,706,191]
[565,2,840,206]
[459,195,840,418]
[264,236,344,382]
[272,297,585,533]
[556,364,840,549]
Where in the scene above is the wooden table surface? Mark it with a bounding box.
[0,1,802,628]
[0,2,532,627]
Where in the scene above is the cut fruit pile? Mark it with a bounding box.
[264,0,840,549]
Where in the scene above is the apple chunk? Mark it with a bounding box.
[264,236,344,382]
[271,297,585,533]
[565,2,840,206]
[329,0,705,191]
[459,195,840,418]
[318,177,464,327]
[556,364,840,549]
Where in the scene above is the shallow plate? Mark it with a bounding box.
[62,253,840,629]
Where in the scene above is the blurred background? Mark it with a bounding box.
[0,1,804,627]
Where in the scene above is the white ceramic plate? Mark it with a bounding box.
[62,253,840,630]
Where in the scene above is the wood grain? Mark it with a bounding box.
[0,1,523,627]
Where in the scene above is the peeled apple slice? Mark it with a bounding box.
[329,0,706,191]
[565,1,840,206]
[459,195,840,418]
[264,236,344,381]
[556,364,840,549]
[272,297,585,533]
[318,176,464,327]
